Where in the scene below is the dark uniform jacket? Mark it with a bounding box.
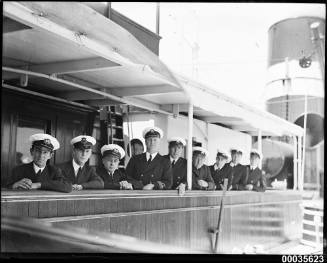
[58,161,104,189]
[192,165,215,190]
[228,162,247,190]
[96,166,127,190]
[163,155,187,189]
[245,165,266,192]
[126,152,173,190]
[6,162,72,193]
[209,163,233,190]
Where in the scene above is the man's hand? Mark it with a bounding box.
[143,183,154,190]
[31,182,41,189]
[12,178,32,190]
[197,179,208,188]
[244,184,253,191]
[157,181,165,190]
[176,183,186,190]
[72,184,83,191]
[120,181,133,190]
[228,185,232,191]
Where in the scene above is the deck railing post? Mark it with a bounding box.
[293,135,298,190]
[257,129,262,169]
[187,102,193,190]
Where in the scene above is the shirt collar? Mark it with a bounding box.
[146,152,158,161]
[250,165,257,170]
[33,162,45,174]
[170,156,179,163]
[107,169,116,176]
[214,163,219,171]
[72,159,83,174]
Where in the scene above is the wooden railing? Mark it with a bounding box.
[1,189,303,253]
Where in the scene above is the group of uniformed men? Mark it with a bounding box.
[6,126,266,193]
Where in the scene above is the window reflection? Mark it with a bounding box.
[16,117,46,165]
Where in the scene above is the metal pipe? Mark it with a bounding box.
[298,136,303,191]
[187,102,193,190]
[106,2,111,20]
[293,135,298,190]
[2,66,174,116]
[301,91,308,191]
[156,2,160,35]
[311,24,325,82]
[257,129,262,169]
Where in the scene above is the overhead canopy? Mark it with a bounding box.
[2,1,304,137]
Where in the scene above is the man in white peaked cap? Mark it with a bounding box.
[243,149,266,192]
[6,133,72,193]
[126,126,172,190]
[192,147,215,190]
[58,135,104,190]
[163,137,187,189]
[209,149,233,190]
[228,148,248,190]
[97,144,133,190]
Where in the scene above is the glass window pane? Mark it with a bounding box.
[16,117,46,165]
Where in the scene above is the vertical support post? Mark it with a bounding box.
[257,129,262,169]
[310,23,325,83]
[298,136,303,191]
[301,90,308,191]
[187,102,193,190]
[316,147,320,192]
[107,2,112,19]
[293,136,298,190]
[156,2,160,35]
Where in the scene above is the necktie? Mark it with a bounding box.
[36,170,41,176]
[148,155,152,164]
[77,167,82,178]
[172,160,175,167]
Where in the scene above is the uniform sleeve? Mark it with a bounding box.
[205,167,216,190]
[103,170,127,190]
[226,166,233,190]
[154,159,173,190]
[40,167,72,193]
[6,166,24,189]
[253,171,266,192]
[126,157,144,190]
[80,167,104,189]
[236,166,248,191]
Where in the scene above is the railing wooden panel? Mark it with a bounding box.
[1,189,302,253]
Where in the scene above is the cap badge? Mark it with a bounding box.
[81,137,87,142]
[150,129,155,133]
[44,139,51,145]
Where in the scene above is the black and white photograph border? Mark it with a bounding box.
[1,1,325,259]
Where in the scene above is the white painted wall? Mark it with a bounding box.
[123,113,252,166]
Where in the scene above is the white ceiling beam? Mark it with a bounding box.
[200,116,244,123]
[56,90,105,101]
[83,99,123,106]
[3,66,173,116]
[25,58,120,76]
[3,2,135,67]
[112,85,178,97]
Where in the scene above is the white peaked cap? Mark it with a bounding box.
[70,135,96,146]
[29,133,60,151]
[250,149,263,159]
[192,146,209,157]
[101,144,125,159]
[142,126,164,139]
[168,137,186,146]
